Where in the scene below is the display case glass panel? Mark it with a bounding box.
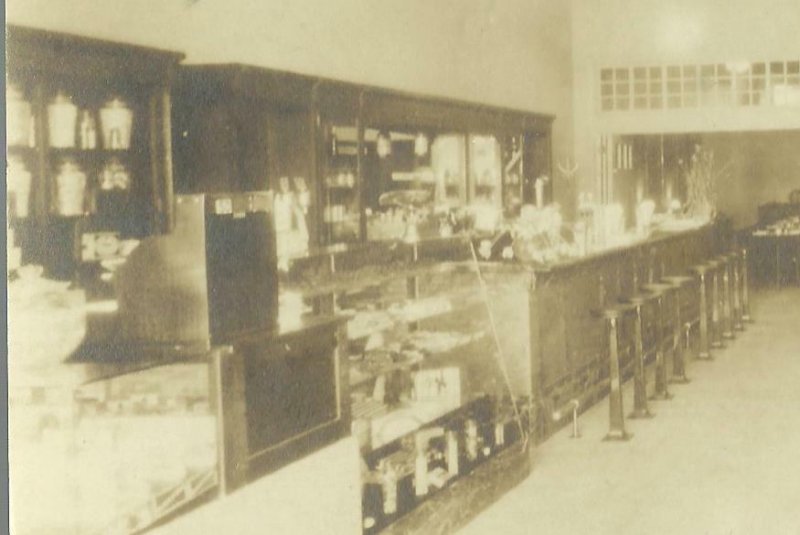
[9,356,218,534]
[321,124,361,245]
[363,128,468,242]
[280,241,529,533]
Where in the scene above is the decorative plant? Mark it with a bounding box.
[680,144,730,220]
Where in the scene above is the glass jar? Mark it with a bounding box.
[55,159,87,216]
[100,97,133,150]
[48,93,78,148]
[7,85,33,147]
[100,158,130,191]
[7,156,32,218]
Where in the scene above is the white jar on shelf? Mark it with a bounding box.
[100,158,130,191]
[7,156,32,218]
[47,93,78,148]
[55,159,87,216]
[7,85,33,147]
[99,97,133,150]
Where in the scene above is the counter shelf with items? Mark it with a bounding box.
[281,238,530,534]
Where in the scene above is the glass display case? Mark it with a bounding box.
[7,272,220,535]
[282,239,531,533]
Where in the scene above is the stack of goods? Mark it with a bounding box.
[753,216,800,236]
[507,204,581,265]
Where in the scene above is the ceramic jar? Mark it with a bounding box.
[7,156,32,218]
[48,93,78,148]
[99,98,133,150]
[7,85,33,147]
[100,158,130,191]
[55,159,87,216]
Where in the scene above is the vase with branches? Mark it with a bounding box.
[681,144,730,221]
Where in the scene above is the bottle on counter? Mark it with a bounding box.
[380,460,398,516]
[465,418,480,463]
[414,449,428,498]
[446,429,460,477]
[494,420,506,448]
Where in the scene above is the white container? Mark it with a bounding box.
[55,159,87,216]
[7,156,32,218]
[100,159,130,191]
[7,85,33,147]
[99,98,133,150]
[47,93,78,148]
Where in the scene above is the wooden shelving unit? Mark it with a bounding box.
[6,25,183,281]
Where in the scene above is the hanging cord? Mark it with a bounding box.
[467,238,528,449]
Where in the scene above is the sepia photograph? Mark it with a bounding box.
[5,1,800,534]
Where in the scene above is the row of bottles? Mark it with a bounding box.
[362,406,522,533]
[7,85,134,150]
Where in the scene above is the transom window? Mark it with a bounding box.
[600,60,800,111]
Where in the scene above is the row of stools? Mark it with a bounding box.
[601,247,752,441]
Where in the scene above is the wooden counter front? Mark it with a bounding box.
[518,225,718,439]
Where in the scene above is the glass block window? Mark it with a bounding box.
[648,67,663,109]
[751,63,767,106]
[599,59,800,111]
[700,64,717,106]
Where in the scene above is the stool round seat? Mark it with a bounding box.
[594,302,634,319]
[689,264,711,275]
[641,282,673,295]
[620,292,655,305]
[662,275,693,285]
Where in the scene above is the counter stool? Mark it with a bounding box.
[705,258,725,350]
[740,247,752,322]
[641,282,674,401]
[597,305,634,441]
[689,263,713,360]
[728,250,744,332]
[619,292,655,419]
[715,254,735,341]
[661,275,694,383]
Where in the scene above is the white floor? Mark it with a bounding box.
[460,288,800,535]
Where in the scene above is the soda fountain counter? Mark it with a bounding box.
[7,207,723,535]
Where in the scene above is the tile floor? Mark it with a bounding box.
[460,288,800,535]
